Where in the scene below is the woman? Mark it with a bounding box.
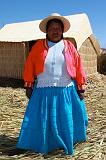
[17,13,88,155]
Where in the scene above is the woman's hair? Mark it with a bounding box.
[46,18,64,33]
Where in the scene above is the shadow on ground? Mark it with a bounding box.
[0,134,68,159]
[0,134,22,156]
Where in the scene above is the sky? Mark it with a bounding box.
[0,0,106,48]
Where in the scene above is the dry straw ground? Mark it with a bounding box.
[0,73,106,160]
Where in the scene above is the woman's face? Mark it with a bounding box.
[46,21,63,43]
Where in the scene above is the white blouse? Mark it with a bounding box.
[36,40,73,88]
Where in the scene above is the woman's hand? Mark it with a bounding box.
[26,87,33,99]
[77,90,85,100]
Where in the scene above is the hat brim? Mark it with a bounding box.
[39,15,70,33]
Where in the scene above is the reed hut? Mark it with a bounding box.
[97,48,106,75]
[0,13,100,79]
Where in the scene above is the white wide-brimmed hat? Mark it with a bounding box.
[39,13,70,33]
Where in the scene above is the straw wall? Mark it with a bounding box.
[79,37,98,75]
[0,42,27,79]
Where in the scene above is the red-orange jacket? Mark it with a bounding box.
[24,39,86,89]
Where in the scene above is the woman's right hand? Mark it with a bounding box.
[26,87,33,99]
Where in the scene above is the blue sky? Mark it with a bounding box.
[0,0,105,48]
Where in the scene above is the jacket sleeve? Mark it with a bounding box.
[75,51,87,90]
[23,45,36,88]
[69,41,87,90]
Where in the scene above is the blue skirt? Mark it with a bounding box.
[17,82,88,155]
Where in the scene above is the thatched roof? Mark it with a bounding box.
[0,13,93,50]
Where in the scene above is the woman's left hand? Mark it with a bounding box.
[26,87,33,99]
[77,90,85,100]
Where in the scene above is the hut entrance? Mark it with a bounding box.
[64,37,77,49]
[28,40,37,52]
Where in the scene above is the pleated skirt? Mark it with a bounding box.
[17,82,88,155]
